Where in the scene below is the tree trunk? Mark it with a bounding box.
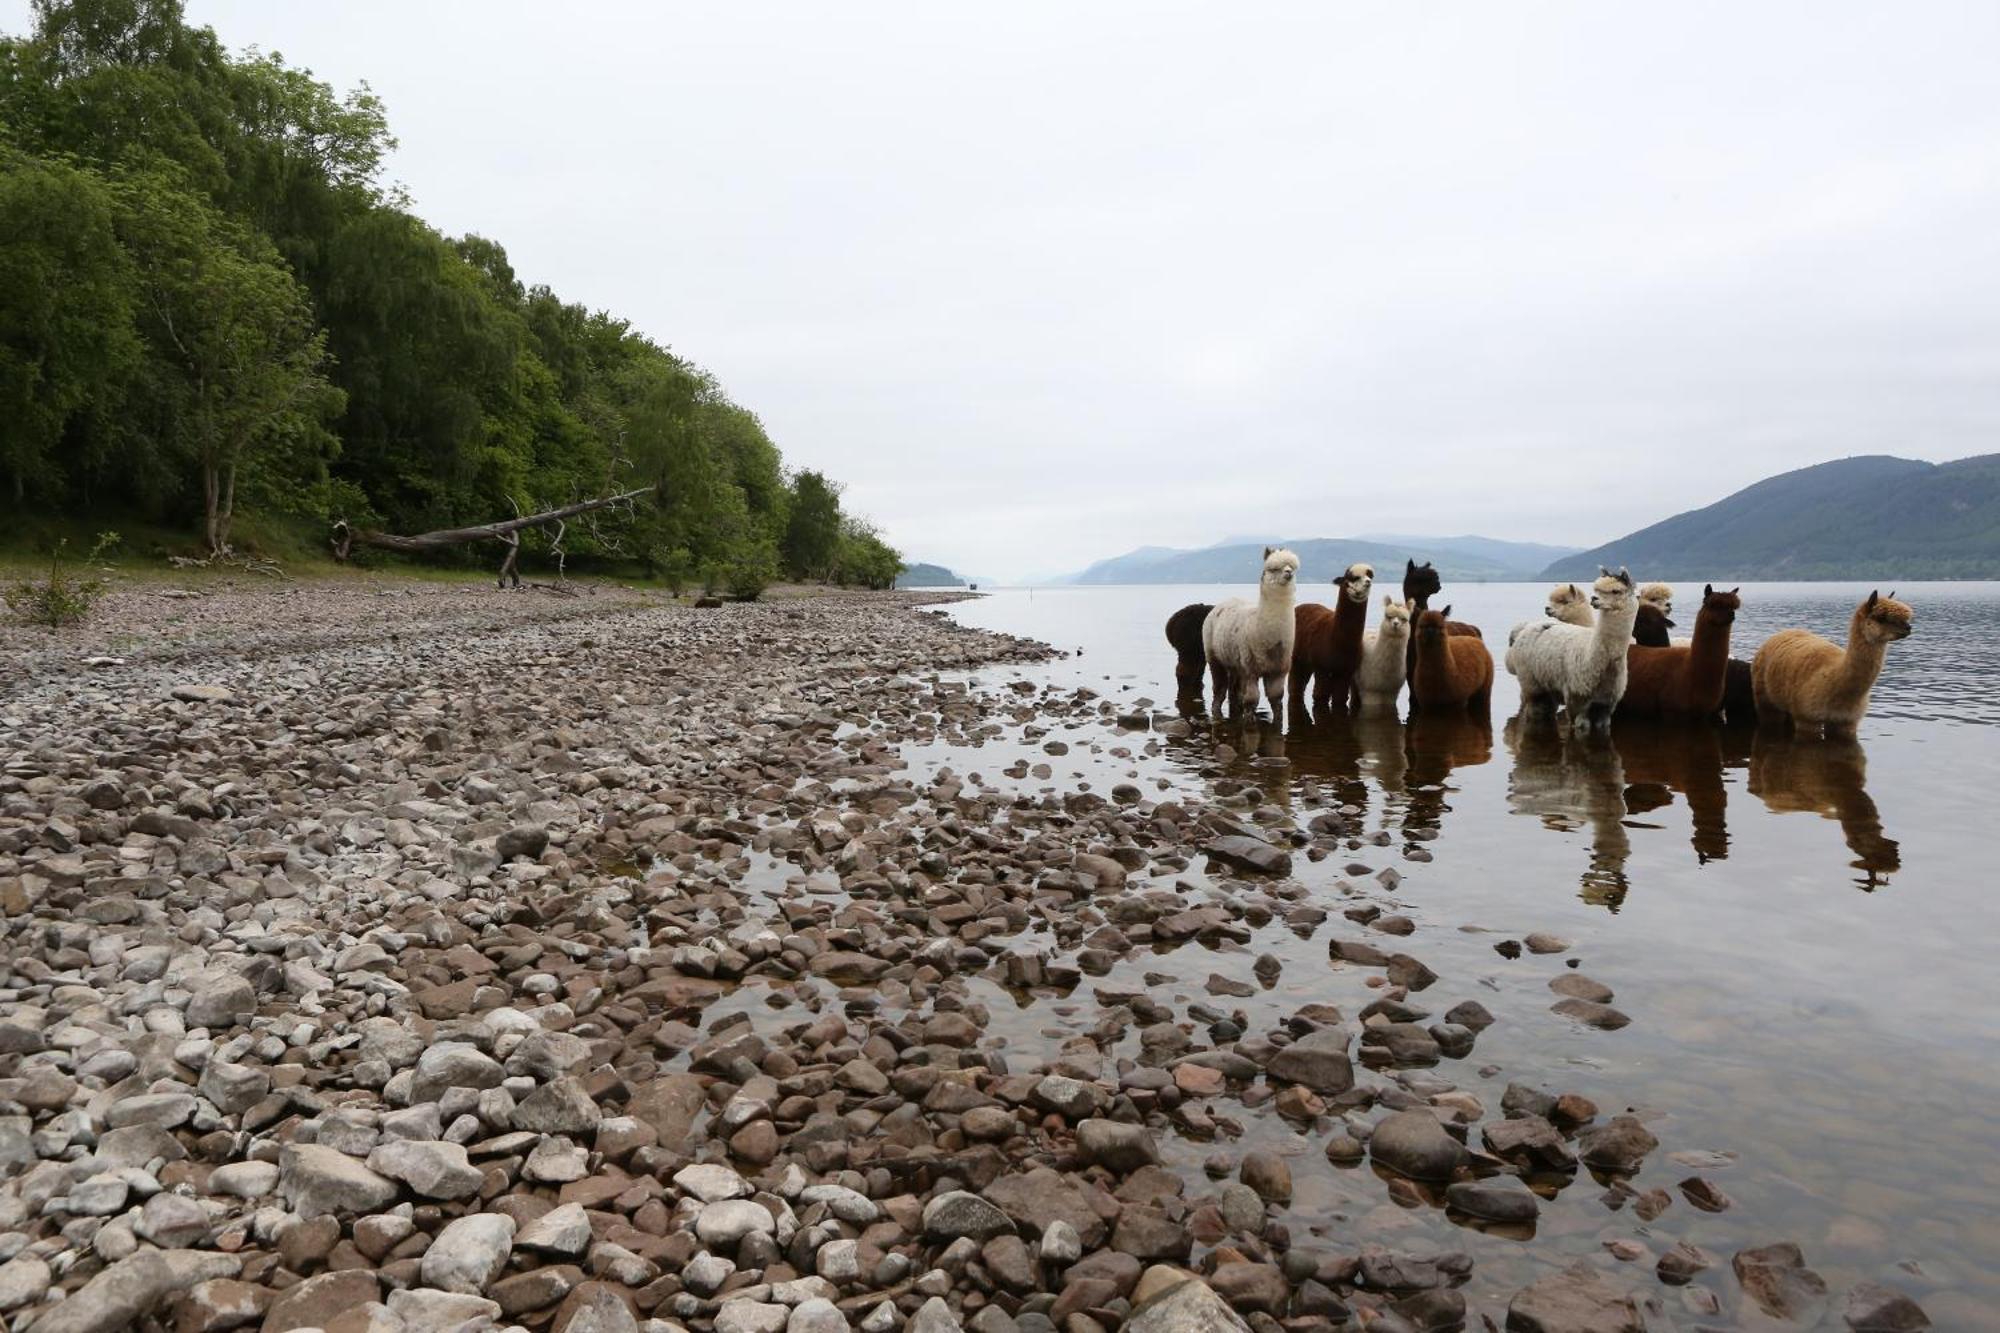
[203,462,222,556]
[332,487,654,559]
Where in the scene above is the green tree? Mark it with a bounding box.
[782,470,842,580]
[0,148,139,502]
[114,169,342,552]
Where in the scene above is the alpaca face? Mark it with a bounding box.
[1417,606,1450,639]
[1545,583,1589,622]
[1639,582,1675,615]
[1700,584,1741,624]
[1589,567,1636,615]
[1378,596,1411,640]
[1336,563,1375,603]
[1859,591,1913,643]
[1404,560,1441,605]
[1260,548,1300,592]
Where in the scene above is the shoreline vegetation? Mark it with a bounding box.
[1,1,901,596]
[0,577,1938,1329]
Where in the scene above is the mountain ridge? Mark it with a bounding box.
[1543,454,2000,581]
[1062,534,1578,585]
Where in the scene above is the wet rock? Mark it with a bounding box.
[985,1168,1106,1249]
[1577,1116,1658,1173]
[1843,1281,1931,1331]
[1679,1176,1732,1212]
[1238,1151,1292,1204]
[1205,836,1291,876]
[1550,998,1630,1029]
[1207,1263,1288,1316]
[1732,1243,1830,1324]
[1368,1109,1469,1181]
[1265,1028,1353,1094]
[1077,1119,1161,1174]
[1481,1116,1576,1172]
[1523,933,1571,955]
[1548,974,1613,1003]
[1655,1242,1714,1285]
[1505,1263,1640,1333]
[1445,1175,1540,1223]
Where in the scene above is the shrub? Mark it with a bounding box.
[4,531,120,627]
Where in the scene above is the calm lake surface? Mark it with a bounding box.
[933,581,2000,1327]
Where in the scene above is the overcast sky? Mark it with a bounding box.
[12,2,1999,580]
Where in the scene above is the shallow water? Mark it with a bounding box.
[929,581,2000,1327]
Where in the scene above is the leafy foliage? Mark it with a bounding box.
[0,0,900,585]
[4,530,118,626]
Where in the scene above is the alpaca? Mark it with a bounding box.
[1618,585,1740,718]
[1617,721,1731,864]
[1719,658,1756,727]
[1411,606,1493,713]
[1289,563,1374,716]
[1505,714,1633,908]
[1749,731,1899,883]
[1203,548,1299,723]
[1505,568,1639,732]
[1401,559,1481,711]
[1354,596,1412,713]
[1638,582,1674,617]
[1752,591,1913,737]
[1165,602,1213,696]
[1632,603,1675,648]
[1545,582,1593,627]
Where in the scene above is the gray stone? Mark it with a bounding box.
[512,1075,602,1134]
[909,1297,963,1333]
[186,976,255,1029]
[716,1302,790,1333]
[516,1200,592,1255]
[1445,1176,1540,1223]
[1732,1243,1829,1324]
[1076,1119,1160,1174]
[1844,1281,1931,1332]
[0,1255,51,1313]
[23,1249,239,1333]
[1205,836,1291,876]
[1367,1109,1468,1181]
[1266,1028,1353,1094]
[676,1163,753,1202]
[790,1298,851,1333]
[279,1143,399,1218]
[924,1190,1015,1241]
[698,1199,777,1246]
[409,1043,505,1102]
[1506,1264,1640,1333]
[1123,1271,1250,1333]
[1577,1116,1658,1174]
[367,1138,484,1199]
[421,1212,516,1294]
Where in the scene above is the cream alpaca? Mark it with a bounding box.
[1545,582,1593,626]
[1638,582,1675,615]
[1752,591,1912,737]
[1354,595,1411,713]
[1506,568,1639,732]
[1203,547,1299,723]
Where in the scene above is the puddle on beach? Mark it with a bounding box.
[900,583,2000,1325]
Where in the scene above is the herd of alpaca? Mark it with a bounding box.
[1167,552,1916,738]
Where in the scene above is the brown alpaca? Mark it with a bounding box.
[1401,559,1481,710]
[1632,603,1675,648]
[1619,585,1739,718]
[1411,606,1492,713]
[1165,602,1212,695]
[1290,564,1373,716]
[1752,591,1913,737]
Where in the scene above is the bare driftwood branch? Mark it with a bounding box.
[332,486,655,563]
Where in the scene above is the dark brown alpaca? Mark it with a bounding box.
[1618,585,1739,718]
[1402,560,1481,709]
[1633,603,1675,648]
[1719,658,1756,726]
[1289,564,1373,716]
[1411,606,1493,713]
[1165,603,1212,695]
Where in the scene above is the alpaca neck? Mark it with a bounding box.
[1332,593,1369,646]
[1686,607,1732,700]
[1594,605,1636,660]
[1836,618,1890,701]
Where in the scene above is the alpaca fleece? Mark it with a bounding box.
[1355,596,1411,713]
[1619,585,1739,718]
[1165,602,1212,694]
[1632,603,1675,648]
[1753,591,1912,736]
[1290,563,1374,716]
[1204,548,1300,721]
[1411,607,1493,712]
[1506,568,1639,731]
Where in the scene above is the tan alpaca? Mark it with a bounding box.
[1751,591,1912,737]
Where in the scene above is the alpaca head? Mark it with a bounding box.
[1260,547,1299,596]
[1638,582,1675,615]
[1378,595,1411,641]
[1403,559,1441,605]
[1545,582,1591,625]
[1699,583,1741,626]
[1590,567,1637,623]
[1335,562,1375,604]
[1416,606,1451,640]
[1855,590,1913,644]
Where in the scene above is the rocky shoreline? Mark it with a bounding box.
[0,581,1933,1333]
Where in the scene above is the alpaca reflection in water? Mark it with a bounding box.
[1749,731,1900,888]
[1504,715,1634,908]
[1262,709,1490,846]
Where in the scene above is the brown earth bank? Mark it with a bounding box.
[0,582,1930,1333]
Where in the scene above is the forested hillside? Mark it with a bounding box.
[0,0,899,593]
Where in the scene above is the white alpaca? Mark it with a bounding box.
[1545,582,1593,626]
[1506,568,1639,732]
[1638,582,1674,615]
[1354,595,1412,713]
[1203,547,1299,723]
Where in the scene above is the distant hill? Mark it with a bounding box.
[895,562,966,588]
[1063,534,1578,585]
[1543,454,2000,582]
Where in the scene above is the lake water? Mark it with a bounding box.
[934,581,2000,1327]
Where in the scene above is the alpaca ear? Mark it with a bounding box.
[1264,546,1273,559]
[1888,589,1896,600]
[1406,559,1416,572]
[1866,590,1878,608]
[1619,568,1633,587]
[1441,604,1452,618]
[1704,583,1713,597]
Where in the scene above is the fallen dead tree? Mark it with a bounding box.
[331,487,653,587]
